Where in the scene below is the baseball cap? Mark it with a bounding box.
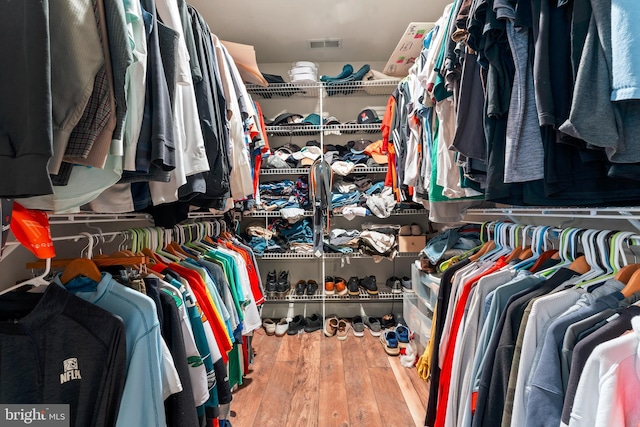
[357,108,381,124]
[363,140,388,164]
[272,112,305,126]
[303,113,321,126]
[306,140,321,147]
[292,146,323,166]
[323,116,341,125]
[347,139,372,154]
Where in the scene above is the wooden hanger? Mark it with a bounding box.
[568,255,590,275]
[622,268,640,298]
[60,258,102,284]
[469,241,495,262]
[615,264,640,285]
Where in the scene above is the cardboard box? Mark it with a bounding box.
[398,235,426,253]
[383,22,436,77]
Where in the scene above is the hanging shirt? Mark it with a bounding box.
[0,284,127,427]
[568,316,640,427]
[56,273,167,427]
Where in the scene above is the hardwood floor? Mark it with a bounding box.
[230,328,430,427]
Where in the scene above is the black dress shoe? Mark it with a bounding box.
[287,315,306,335]
[306,280,318,295]
[294,280,307,295]
[303,314,323,332]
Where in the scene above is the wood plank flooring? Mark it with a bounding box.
[230,328,429,427]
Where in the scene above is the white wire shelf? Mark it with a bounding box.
[257,251,420,260]
[243,210,313,218]
[47,213,153,225]
[258,166,387,175]
[247,80,398,99]
[333,208,427,217]
[265,123,381,136]
[463,207,640,231]
[264,289,404,302]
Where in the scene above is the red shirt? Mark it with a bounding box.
[152,262,232,363]
[434,257,508,427]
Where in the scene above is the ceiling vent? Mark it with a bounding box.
[308,38,342,49]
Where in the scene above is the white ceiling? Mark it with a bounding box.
[189,0,451,63]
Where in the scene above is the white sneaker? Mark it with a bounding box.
[275,318,288,337]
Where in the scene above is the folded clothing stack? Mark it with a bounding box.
[321,64,371,95]
[243,218,314,255]
[289,61,318,84]
[258,176,310,210]
[323,226,398,259]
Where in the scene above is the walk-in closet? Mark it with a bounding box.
[2,0,640,426]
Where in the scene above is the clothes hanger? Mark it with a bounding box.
[505,224,524,263]
[610,232,640,284]
[0,258,52,296]
[60,233,102,284]
[469,221,496,261]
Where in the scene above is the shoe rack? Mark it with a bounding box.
[245,62,432,320]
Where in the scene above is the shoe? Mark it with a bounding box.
[411,223,423,236]
[363,316,382,337]
[287,315,306,335]
[386,276,402,294]
[380,330,401,356]
[336,319,351,340]
[325,276,335,295]
[335,277,348,296]
[262,318,276,336]
[401,276,413,293]
[324,315,339,337]
[395,324,411,348]
[306,279,318,295]
[347,276,360,296]
[275,318,288,337]
[276,271,291,297]
[395,315,408,328]
[360,275,378,295]
[399,225,412,236]
[381,313,396,329]
[266,270,277,297]
[351,315,365,337]
[304,314,323,332]
[295,280,307,295]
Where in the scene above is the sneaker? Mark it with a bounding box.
[380,330,401,356]
[347,276,360,296]
[363,316,382,337]
[399,225,412,236]
[351,315,365,337]
[276,271,291,297]
[275,318,288,337]
[336,319,351,341]
[304,314,323,332]
[335,277,348,296]
[360,275,379,295]
[287,315,306,335]
[306,280,318,295]
[411,223,423,236]
[395,324,411,348]
[386,276,402,294]
[262,318,276,336]
[381,313,396,329]
[266,270,277,297]
[324,316,339,337]
[401,276,413,293]
[294,280,307,295]
[325,276,335,295]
